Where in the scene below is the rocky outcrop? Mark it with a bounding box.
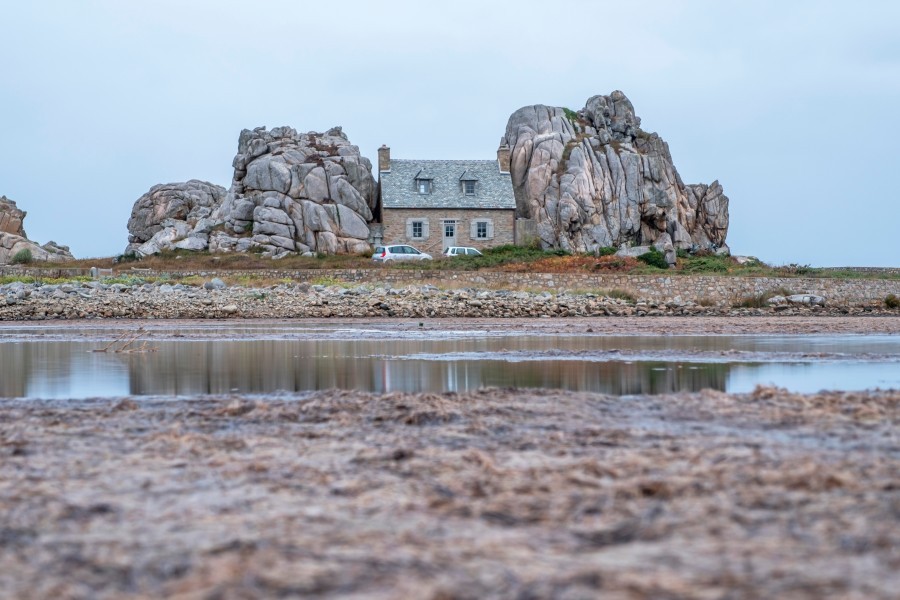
[212,126,376,256]
[125,127,377,258]
[0,196,27,237]
[504,91,729,255]
[125,181,227,256]
[0,196,74,264]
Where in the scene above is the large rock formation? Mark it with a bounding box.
[125,126,377,257]
[504,91,729,254]
[0,196,74,264]
[126,181,227,256]
[213,125,377,256]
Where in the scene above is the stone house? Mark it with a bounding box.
[375,144,516,253]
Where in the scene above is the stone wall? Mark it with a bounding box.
[381,209,515,253]
[2,266,897,306]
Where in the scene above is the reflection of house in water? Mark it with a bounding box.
[127,340,387,395]
[2,337,727,399]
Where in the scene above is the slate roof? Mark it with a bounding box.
[381,159,515,210]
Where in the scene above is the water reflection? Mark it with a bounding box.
[0,333,898,399]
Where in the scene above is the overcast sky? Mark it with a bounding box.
[2,0,898,266]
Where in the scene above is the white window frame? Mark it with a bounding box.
[470,218,494,240]
[476,221,488,239]
[463,180,476,195]
[406,218,429,240]
[417,179,432,194]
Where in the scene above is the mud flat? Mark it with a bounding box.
[1,386,898,598]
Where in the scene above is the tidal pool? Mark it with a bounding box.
[0,322,898,398]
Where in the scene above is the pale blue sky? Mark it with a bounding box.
[2,0,898,265]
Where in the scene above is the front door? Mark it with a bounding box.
[442,220,457,251]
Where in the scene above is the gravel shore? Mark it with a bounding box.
[2,279,898,321]
[1,386,898,598]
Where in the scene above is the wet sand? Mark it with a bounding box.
[2,315,900,339]
[2,384,898,599]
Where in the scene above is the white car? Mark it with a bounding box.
[444,246,483,257]
[372,245,433,262]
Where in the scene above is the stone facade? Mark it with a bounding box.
[381,208,515,252]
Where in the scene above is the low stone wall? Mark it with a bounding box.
[2,266,898,306]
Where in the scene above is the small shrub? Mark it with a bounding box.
[114,252,140,264]
[886,294,900,309]
[11,249,33,264]
[698,297,716,307]
[562,107,579,123]
[597,246,617,257]
[636,247,669,269]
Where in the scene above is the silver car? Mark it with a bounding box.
[444,246,483,257]
[372,245,433,262]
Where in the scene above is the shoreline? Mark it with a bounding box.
[3,315,900,336]
[2,278,899,321]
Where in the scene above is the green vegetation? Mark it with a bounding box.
[7,243,899,282]
[636,247,669,269]
[11,249,33,264]
[886,294,900,309]
[562,107,579,123]
[310,275,348,287]
[679,254,729,273]
[394,244,568,272]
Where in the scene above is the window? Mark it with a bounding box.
[444,221,456,238]
[417,179,432,194]
[470,219,493,240]
[406,218,429,240]
[463,180,476,195]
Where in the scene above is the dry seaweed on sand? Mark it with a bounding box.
[1,386,898,598]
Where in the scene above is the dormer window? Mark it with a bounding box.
[459,171,478,196]
[414,169,433,194]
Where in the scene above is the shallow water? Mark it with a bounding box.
[1,323,898,398]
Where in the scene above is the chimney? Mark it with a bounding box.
[497,140,511,173]
[378,144,391,172]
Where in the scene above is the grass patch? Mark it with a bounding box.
[397,244,568,272]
